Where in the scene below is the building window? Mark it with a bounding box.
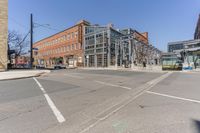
[58,38,61,43]
[76,43,78,50]
[63,35,67,41]
[65,46,67,52]
[72,44,75,50]
[68,45,71,51]
[75,32,78,38]
[67,33,70,40]
[72,32,75,39]
[60,37,63,42]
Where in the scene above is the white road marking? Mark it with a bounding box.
[94,80,132,90]
[33,77,46,93]
[146,91,200,104]
[33,77,66,123]
[79,72,172,133]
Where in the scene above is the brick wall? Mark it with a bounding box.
[134,31,149,45]
[33,20,90,67]
[0,0,8,71]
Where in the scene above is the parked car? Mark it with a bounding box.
[53,64,66,69]
[36,64,45,69]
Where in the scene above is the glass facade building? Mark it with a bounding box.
[84,26,123,67]
[84,26,161,68]
[168,40,200,53]
[168,43,184,53]
[168,39,200,68]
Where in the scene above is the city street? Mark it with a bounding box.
[0,69,200,133]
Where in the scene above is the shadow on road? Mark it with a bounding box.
[193,119,200,133]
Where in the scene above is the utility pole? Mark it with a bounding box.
[30,13,33,68]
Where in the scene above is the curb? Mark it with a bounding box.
[180,71,200,74]
[0,72,48,81]
[78,68,165,73]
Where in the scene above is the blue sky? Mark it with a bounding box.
[9,0,200,51]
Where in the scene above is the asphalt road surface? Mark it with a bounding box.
[0,69,200,133]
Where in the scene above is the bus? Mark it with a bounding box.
[161,53,183,70]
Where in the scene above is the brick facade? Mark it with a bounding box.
[0,0,8,71]
[33,20,90,68]
[134,31,149,45]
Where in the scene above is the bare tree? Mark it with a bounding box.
[8,30,29,57]
[133,42,148,65]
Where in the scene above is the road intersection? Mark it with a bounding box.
[0,69,200,133]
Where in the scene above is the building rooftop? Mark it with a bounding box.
[34,19,90,45]
[168,39,200,45]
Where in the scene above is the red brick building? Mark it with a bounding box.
[120,28,149,45]
[33,20,90,68]
[133,31,149,45]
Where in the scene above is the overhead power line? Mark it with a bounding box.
[34,22,60,31]
[17,30,31,46]
[9,16,29,30]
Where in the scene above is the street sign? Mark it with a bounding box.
[8,50,15,54]
[33,48,38,50]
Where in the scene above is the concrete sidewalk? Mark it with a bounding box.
[80,66,200,73]
[0,70,50,81]
[192,68,200,72]
[80,66,164,73]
